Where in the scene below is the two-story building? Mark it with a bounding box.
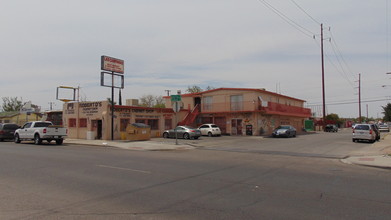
[164,88,311,136]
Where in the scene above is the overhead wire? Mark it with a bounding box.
[256,0,315,38]
[289,0,321,25]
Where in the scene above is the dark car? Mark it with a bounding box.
[370,124,380,141]
[0,123,20,141]
[325,124,338,132]
[272,125,296,138]
[163,126,201,139]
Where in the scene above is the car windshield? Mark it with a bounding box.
[355,125,370,130]
[278,126,291,129]
[211,125,219,128]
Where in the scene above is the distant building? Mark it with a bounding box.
[164,88,312,136]
[0,111,42,126]
[62,88,311,140]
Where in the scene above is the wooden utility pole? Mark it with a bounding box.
[321,24,326,130]
[358,73,362,123]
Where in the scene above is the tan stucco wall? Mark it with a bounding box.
[63,101,178,140]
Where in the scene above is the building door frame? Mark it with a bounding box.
[231,118,243,135]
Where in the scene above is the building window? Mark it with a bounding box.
[120,118,130,132]
[165,119,172,130]
[203,96,213,111]
[135,119,159,130]
[69,118,77,127]
[230,95,243,111]
[79,118,87,128]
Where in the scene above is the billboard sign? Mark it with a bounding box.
[101,56,124,74]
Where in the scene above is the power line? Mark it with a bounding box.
[289,0,321,25]
[328,29,357,81]
[256,0,316,38]
[307,97,391,106]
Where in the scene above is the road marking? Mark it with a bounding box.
[96,165,151,174]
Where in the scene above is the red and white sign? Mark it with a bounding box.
[101,56,124,74]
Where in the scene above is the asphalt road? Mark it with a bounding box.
[1,131,391,219]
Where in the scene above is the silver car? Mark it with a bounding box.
[272,125,296,138]
[198,124,221,137]
[163,126,201,139]
[378,124,390,132]
[352,124,376,143]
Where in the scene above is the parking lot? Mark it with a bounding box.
[156,128,388,158]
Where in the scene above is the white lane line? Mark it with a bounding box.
[96,165,151,174]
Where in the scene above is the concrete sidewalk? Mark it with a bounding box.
[64,138,195,151]
[341,133,391,169]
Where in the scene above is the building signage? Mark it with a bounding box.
[171,95,181,102]
[101,56,124,74]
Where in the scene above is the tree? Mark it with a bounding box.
[139,95,165,108]
[185,85,216,94]
[1,97,23,112]
[153,96,165,108]
[382,103,391,121]
[325,113,343,126]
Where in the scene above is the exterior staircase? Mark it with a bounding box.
[178,104,200,126]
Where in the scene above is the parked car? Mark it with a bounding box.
[14,121,67,145]
[0,123,20,141]
[163,126,201,139]
[198,124,221,137]
[272,125,296,138]
[325,124,338,132]
[370,124,380,141]
[378,124,390,132]
[352,124,376,143]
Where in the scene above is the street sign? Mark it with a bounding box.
[171,95,181,102]
[172,101,181,113]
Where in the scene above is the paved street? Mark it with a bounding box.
[1,131,391,219]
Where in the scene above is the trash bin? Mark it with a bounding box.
[86,131,95,140]
[246,125,253,136]
[125,123,151,141]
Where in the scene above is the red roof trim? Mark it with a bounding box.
[164,88,306,102]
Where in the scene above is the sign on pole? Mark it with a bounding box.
[172,102,181,113]
[171,95,181,102]
[101,56,124,74]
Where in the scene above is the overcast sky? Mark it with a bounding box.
[1,0,390,118]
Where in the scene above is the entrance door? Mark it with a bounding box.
[97,120,102,139]
[231,119,243,135]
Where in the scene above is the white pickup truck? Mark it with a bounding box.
[14,121,67,145]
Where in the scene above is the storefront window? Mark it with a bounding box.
[69,118,76,127]
[120,118,130,131]
[135,119,159,130]
[79,118,87,128]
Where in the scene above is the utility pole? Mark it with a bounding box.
[165,90,171,96]
[320,23,326,130]
[358,73,362,123]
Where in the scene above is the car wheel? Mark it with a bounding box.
[163,132,169,138]
[208,132,212,137]
[352,138,356,142]
[184,133,190,139]
[194,137,199,140]
[56,139,63,145]
[14,134,21,143]
[34,134,42,145]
